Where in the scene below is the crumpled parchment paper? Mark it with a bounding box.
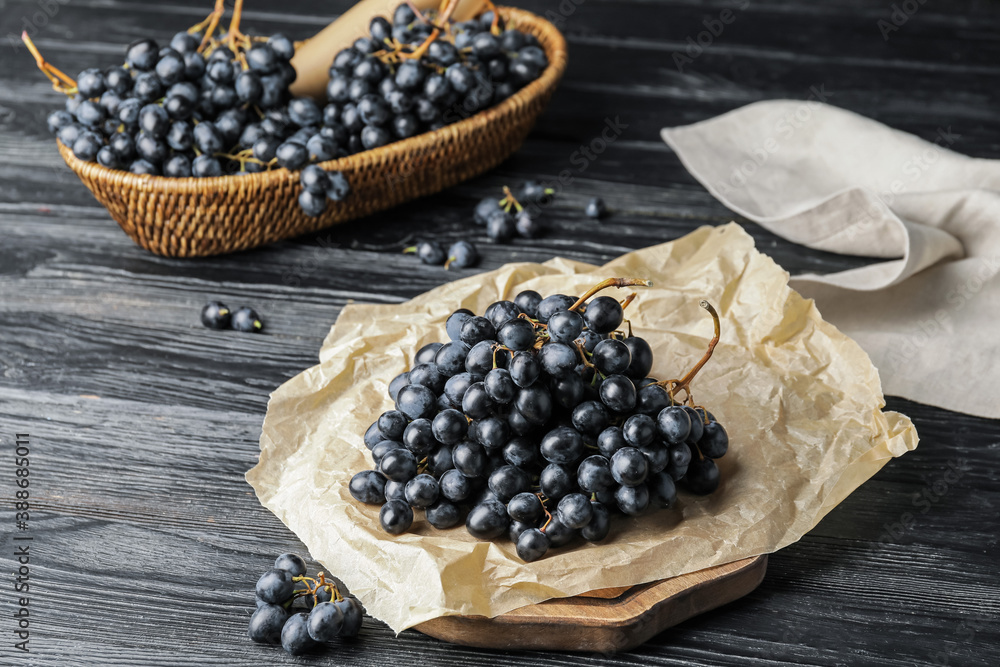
[246,222,918,633]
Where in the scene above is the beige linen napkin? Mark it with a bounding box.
[662,101,1000,419]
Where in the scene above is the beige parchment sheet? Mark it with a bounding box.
[246,222,918,633]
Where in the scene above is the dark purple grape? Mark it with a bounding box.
[571,401,608,437]
[639,441,669,474]
[503,436,538,469]
[536,294,575,323]
[538,341,577,377]
[256,568,294,604]
[556,493,593,529]
[306,601,344,642]
[444,371,476,406]
[404,474,440,508]
[622,414,656,448]
[453,441,489,478]
[446,309,473,341]
[486,210,516,243]
[516,528,549,562]
[615,483,649,516]
[484,368,516,404]
[547,310,584,343]
[432,408,468,445]
[497,318,535,351]
[380,499,413,534]
[577,455,614,494]
[637,384,670,416]
[611,447,648,487]
[657,406,691,444]
[466,499,509,539]
[439,469,472,502]
[484,300,522,330]
[683,456,720,495]
[460,316,496,346]
[371,440,403,466]
[507,492,543,523]
[592,339,631,375]
[514,384,552,425]
[699,421,729,458]
[684,406,705,443]
[388,371,409,401]
[581,501,610,541]
[349,470,386,504]
[539,463,574,500]
[395,383,437,420]
[508,351,540,388]
[474,416,509,451]
[542,516,576,547]
[649,471,677,507]
[249,603,288,644]
[597,426,628,458]
[599,374,637,413]
[402,418,436,456]
[427,445,454,476]
[408,363,445,393]
[623,336,654,380]
[435,341,471,377]
[335,597,364,637]
[513,290,542,318]
[415,342,444,364]
[426,499,462,529]
[462,382,494,419]
[487,465,530,503]
[666,442,692,480]
[379,448,418,482]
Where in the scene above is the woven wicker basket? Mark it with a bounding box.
[57,7,567,257]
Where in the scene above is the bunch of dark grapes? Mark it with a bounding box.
[474,181,555,242]
[30,1,547,219]
[32,2,352,193]
[324,5,548,162]
[251,553,365,656]
[349,278,730,562]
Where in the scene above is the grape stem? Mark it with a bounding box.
[401,0,461,60]
[535,492,553,532]
[196,0,227,51]
[499,186,523,213]
[225,0,252,53]
[482,0,503,34]
[568,278,652,312]
[655,300,720,402]
[21,32,77,94]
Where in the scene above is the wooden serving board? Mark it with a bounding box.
[415,555,768,653]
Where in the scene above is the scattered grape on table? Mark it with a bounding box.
[350,278,731,562]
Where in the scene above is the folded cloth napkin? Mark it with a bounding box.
[662,101,1000,419]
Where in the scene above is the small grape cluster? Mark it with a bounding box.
[405,239,480,269]
[475,180,555,242]
[200,301,263,333]
[32,1,353,194]
[324,3,548,161]
[251,553,365,656]
[349,278,730,562]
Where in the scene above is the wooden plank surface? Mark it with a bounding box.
[415,556,769,652]
[1,0,999,665]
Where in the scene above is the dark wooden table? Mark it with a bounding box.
[2,0,998,664]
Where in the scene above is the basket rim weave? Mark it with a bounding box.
[59,6,569,194]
